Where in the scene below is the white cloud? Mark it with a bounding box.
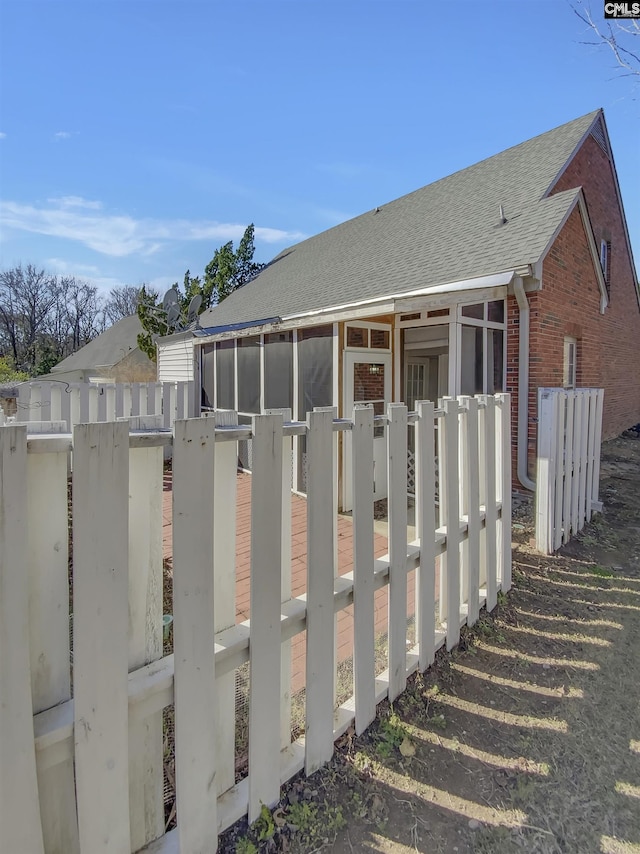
[53,131,72,140]
[0,133,6,140]
[48,196,103,210]
[0,197,307,258]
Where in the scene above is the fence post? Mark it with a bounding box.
[248,413,283,819]
[305,409,336,772]
[27,422,78,853]
[126,415,164,850]
[73,421,131,853]
[415,400,436,670]
[536,390,555,554]
[265,408,294,751]
[0,425,46,854]
[173,417,218,851]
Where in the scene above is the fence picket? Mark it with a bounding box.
[305,409,336,771]
[439,400,461,648]
[173,417,218,850]
[248,413,284,819]
[497,394,512,592]
[27,426,79,854]
[415,400,436,670]
[387,404,409,699]
[562,392,575,543]
[585,391,596,523]
[212,410,239,795]
[0,425,46,854]
[127,418,164,850]
[571,392,582,537]
[73,421,131,853]
[462,397,481,624]
[579,391,590,528]
[482,396,498,611]
[352,405,376,733]
[553,391,565,553]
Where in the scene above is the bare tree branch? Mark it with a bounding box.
[573,3,640,78]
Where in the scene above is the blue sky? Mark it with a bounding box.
[0,1,638,296]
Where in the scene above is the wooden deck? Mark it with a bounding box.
[162,470,416,693]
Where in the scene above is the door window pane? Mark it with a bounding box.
[354,362,385,437]
[370,329,390,349]
[347,326,367,347]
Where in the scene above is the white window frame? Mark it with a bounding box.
[563,337,577,389]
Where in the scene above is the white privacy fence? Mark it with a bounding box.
[0,394,511,854]
[535,387,604,554]
[8,380,195,429]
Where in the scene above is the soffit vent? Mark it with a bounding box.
[590,118,611,160]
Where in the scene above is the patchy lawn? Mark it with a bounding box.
[221,433,640,854]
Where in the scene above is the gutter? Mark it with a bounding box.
[514,277,536,491]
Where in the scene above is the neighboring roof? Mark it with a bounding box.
[198,110,602,329]
[48,314,146,374]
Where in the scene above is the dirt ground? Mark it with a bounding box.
[220,434,640,854]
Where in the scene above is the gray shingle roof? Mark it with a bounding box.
[49,314,145,373]
[199,110,599,327]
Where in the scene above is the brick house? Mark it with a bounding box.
[158,109,639,502]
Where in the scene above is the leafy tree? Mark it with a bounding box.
[203,224,264,304]
[0,355,28,383]
[137,224,264,362]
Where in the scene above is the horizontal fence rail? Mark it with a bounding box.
[536,387,604,554]
[9,380,195,430]
[0,394,511,854]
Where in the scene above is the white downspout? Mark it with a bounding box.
[514,277,536,491]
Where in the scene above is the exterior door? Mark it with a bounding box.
[343,351,392,511]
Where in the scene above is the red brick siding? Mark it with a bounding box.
[510,131,640,488]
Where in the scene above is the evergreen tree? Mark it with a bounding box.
[137,224,264,362]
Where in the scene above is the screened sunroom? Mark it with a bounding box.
[179,290,507,508]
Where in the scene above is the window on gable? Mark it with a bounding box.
[600,239,611,295]
[563,337,577,389]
